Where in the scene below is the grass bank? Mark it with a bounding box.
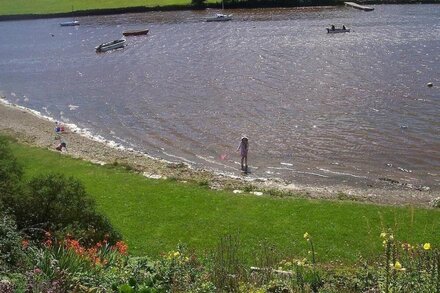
[10,139,440,264]
[0,0,185,16]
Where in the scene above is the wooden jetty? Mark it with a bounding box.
[344,2,374,11]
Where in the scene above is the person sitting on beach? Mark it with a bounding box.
[331,25,335,31]
[342,25,346,30]
[56,141,67,152]
[237,137,249,172]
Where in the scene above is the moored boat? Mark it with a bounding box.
[206,13,232,22]
[326,27,350,33]
[123,29,149,36]
[95,39,126,53]
[60,20,79,26]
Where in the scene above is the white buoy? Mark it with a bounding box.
[427,82,433,87]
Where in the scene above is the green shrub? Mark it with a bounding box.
[15,174,120,244]
[0,215,25,270]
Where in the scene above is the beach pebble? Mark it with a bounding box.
[143,172,163,179]
[429,197,440,208]
[90,159,106,166]
[397,167,412,173]
[417,186,430,192]
[233,190,243,194]
[427,82,433,87]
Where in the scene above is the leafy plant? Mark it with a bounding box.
[16,173,120,244]
[0,215,25,270]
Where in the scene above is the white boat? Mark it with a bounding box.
[95,39,126,53]
[60,20,79,26]
[326,27,350,33]
[206,0,232,22]
[206,13,232,22]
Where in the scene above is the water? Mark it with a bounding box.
[1,5,439,190]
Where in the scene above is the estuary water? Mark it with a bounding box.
[1,5,439,190]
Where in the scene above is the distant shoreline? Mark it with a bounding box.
[0,1,438,22]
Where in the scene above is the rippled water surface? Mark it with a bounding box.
[1,5,439,189]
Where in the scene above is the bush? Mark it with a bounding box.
[0,215,25,270]
[15,174,121,244]
[191,0,206,7]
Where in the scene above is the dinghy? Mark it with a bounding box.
[95,39,126,53]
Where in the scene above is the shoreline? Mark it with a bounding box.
[0,99,437,207]
[0,1,438,22]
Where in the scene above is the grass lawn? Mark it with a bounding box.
[11,141,440,264]
[0,0,216,16]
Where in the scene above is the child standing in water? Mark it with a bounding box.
[237,137,249,172]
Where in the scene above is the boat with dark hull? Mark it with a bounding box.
[123,29,149,36]
[327,27,350,33]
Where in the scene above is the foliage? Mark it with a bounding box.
[0,215,25,271]
[0,137,121,249]
[2,224,440,293]
[378,231,440,293]
[192,0,207,7]
[8,173,121,244]
[22,234,129,291]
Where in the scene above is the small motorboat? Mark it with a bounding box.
[95,39,126,53]
[60,20,80,26]
[123,29,149,36]
[206,13,232,22]
[326,26,350,33]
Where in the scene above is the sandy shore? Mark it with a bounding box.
[0,99,437,207]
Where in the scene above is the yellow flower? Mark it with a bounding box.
[391,261,406,271]
[303,232,310,240]
[380,232,387,238]
[173,251,180,257]
[423,243,431,250]
[297,260,303,266]
[389,234,394,240]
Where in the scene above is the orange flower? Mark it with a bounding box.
[65,238,85,255]
[115,241,128,255]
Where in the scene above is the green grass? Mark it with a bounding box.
[10,141,440,264]
[0,0,209,16]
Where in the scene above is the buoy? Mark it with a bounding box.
[427,82,433,87]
